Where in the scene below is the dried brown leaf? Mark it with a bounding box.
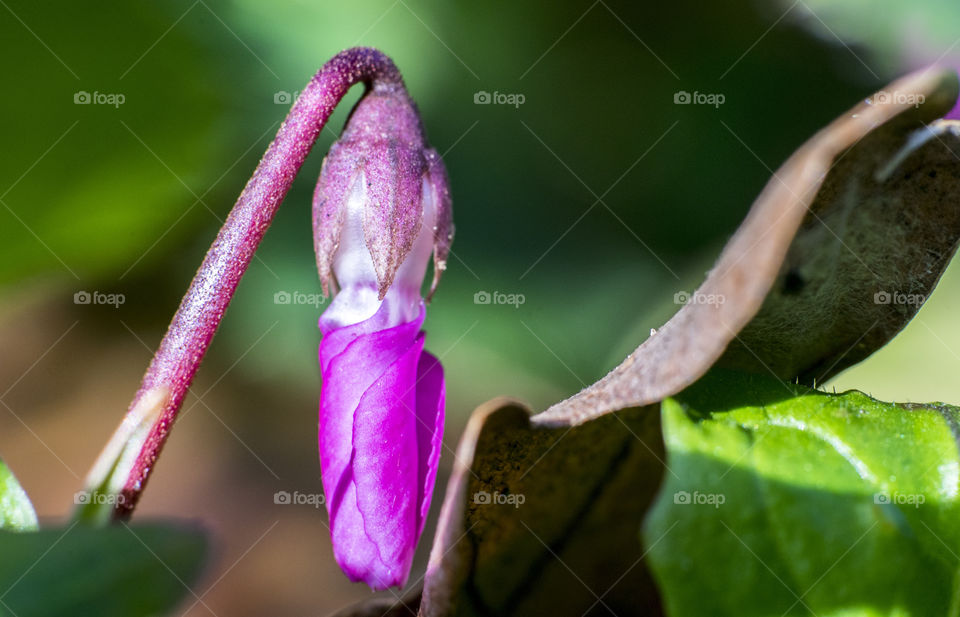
[535,68,960,427]
[419,400,663,616]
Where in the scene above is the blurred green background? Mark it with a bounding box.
[1,0,959,614]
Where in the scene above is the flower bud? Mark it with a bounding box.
[313,83,453,301]
[312,78,452,590]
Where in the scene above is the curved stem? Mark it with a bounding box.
[85,47,404,520]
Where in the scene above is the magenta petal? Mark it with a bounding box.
[414,351,444,538]
[317,302,443,589]
[945,70,960,120]
[349,333,423,588]
[318,309,424,516]
[947,101,960,121]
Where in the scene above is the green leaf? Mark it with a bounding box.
[0,458,37,532]
[643,370,960,617]
[0,523,206,617]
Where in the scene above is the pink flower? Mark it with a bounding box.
[81,46,452,588]
[314,80,453,589]
[946,91,960,120]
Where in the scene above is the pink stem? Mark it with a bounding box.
[107,47,403,518]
